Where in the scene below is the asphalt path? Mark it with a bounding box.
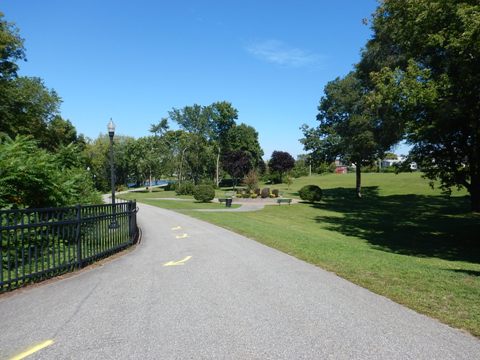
[1,202,479,359]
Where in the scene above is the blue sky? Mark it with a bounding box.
[3,0,409,158]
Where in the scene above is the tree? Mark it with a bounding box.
[0,76,62,146]
[168,104,216,184]
[0,12,25,80]
[44,116,79,151]
[292,155,311,178]
[0,136,99,208]
[301,72,382,198]
[224,123,264,170]
[222,150,253,188]
[209,101,237,186]
[268,151,295,183]
[359,0,480,211]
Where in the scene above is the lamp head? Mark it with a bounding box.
[107,118,116,138]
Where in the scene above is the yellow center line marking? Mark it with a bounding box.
[163,256,192,266]
[171,226,182,231]
[10,339,54,360]
[175,233,189,239]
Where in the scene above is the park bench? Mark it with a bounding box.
[276,198,292,205]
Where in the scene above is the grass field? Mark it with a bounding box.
[124,173,480,336]
[118,189,240,210]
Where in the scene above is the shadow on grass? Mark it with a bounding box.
[446,269,480,276]
[313,187,480,263]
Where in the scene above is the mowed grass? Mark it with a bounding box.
[179,172,480,336]
[118,188,240,210]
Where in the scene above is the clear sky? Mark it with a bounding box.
[3,0,408,159]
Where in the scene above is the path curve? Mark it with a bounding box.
[0,202,479,359]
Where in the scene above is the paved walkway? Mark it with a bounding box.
[0,203,479,359]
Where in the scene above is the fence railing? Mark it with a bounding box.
[0,201,138,292]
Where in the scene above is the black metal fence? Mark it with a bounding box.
[0,201,138,292]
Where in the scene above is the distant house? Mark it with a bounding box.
[335,166,348,174]
[381,156,417,170]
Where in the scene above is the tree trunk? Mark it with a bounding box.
[149,168,152,193]
[355,163,362,198]
[216,150,220,188]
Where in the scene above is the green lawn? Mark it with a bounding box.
[126,173,480,336]
[118,189,240,210]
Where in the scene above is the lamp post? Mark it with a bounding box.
[108,119,118,228]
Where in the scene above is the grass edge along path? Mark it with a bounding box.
[188,203,480,338]
[126,173,480,337]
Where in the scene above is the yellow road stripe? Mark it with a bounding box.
[175,233,189,239]
[163,255,192,266]
[10,340,54,360]
[171,226,182,231]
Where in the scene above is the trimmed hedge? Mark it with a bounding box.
[298,185,323,202]
[193,185,215,202]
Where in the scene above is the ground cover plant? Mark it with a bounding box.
[179,173,480,337]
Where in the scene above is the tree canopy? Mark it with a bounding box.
[268,151,295,183]
[358,0,480,210]
[301,72,384,197]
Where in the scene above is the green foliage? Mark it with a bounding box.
[0,76,63,147]
[301,72,389,197]
[164,182,176,191]
[193,185,215,202]
[176,182,194,195]
[188,174,479,337]
[298,185,323,203]
[260,188,270,199]
[0,12,25,80]
[360,0,480,210]
[291,155,310,178]
[0,136,100,208]
[224,123,264,169]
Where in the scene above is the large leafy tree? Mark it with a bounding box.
[209,101,237,186]
[168,104,217,184]
[359,0,480,211]
[221,150,253,188]
[224,123,264,170]
[1,14,79,151]
[0,12,25,80]
[301,72,381,198]
[268,151,295,183]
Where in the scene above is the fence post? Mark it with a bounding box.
[75,204,82,268]
[127,201,131,243]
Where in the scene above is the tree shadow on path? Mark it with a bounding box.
[313,187,480,263]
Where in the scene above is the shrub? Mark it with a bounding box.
[164,181,176,191]
[176,182,194,195]
[298,185,323,202]
[272,189,279,197]
[243,170,259,191]
[261,187,270,198]
[254,188,261,196]
[193,185,215,202]
[0,136,101,208]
